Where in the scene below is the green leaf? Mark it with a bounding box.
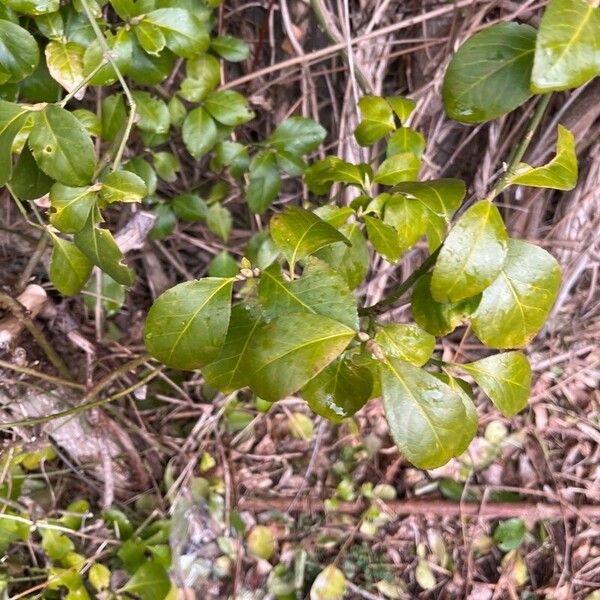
[9,144,52,199]
[18,59,60,102]
[2,0,58,14]
[460,351,531,417]
[531,0,600,92]
[310,565,346,600]
[270,205,349,271]
[206,202,232,242]
[301,357,372,423]
[508,125,577,190]
[246,150,281,214]
[101,94,126,143]
[132,91,170,134]
[258,259,358,330]
[247,313,355,402]
[0,99,29,185]
[45,41,85,98]
[385,96,416,124]
[383,194,428,255]
[0,20,38,84]
[268,117,326,156]
[168,95,186,128]
[152,151,179,182]
[210,35,249,62]
[442,22,536,123]
[380,357,471,469]
[49,182,98,233]
[172,192,206,222]
[431,200,508,303]
[125,156,156,195]
[202,303,262,391]
[149,203,176,240]
[144,277,234,370]
[374,323,435,367]
[182,106,217,159]
[135,20,166,56]
[412,273,481,336]
[212,140,249,177]
[110,0,136,20]
[49,235,92,296]
[99,170,147,205]
[83,28,132,86]
[128,37,175,85]
[145,8,209,58]
[41,529,74,561]
[121,561,171,600]
[373,153,421,185]
[387,127,426,158]
[472,240,561,349]
[493,518,526,552]
[29,105,95,186]
[315,222,369,290]
[35,12,64,39]
[74,214,134,286]
[208,251,238,278]
[304,156,368,195]
[392,179,466,251]
[179,53,220,102]
[83,271,125,316]
[363,214,400,262]
[354,96,395,146]
[204,90,254,126]
[72,109,101,138]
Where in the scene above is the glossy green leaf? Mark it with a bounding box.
[0,99,29,185]
[385,96,416,124]
[145,8,209,58]
[172,192,206,222]
[206,203,232,242]
[472,239,561,349]
[3,0,57,14]
[268,117,326,156]
[387,127,426,158]
[182,106,217,159]
[144,277,234,370]
[363,214,400,262]
[493,518,526,552]
[121,561,171,600]
[442,22,536,123]
[380,357,471,469]
[83,28,132,86]
[35,12,63,39]
[431,200,508,303]
[210,35,249,62]
[508,125,577,190]
[202,303,262,392]
[128,37,175,85]
[204,90,254,126]
[246,150,281,214]
[315,222,369,290]
[301,357,372,423]
[74,214,134,286]
[374,323,435,367]
[110,0,136,20]
[101,94,126,143]
[531,0,600,92]
[270,205,349,271]
[304,156,369,195]
[99,170,147,205]
[29,105,95,186]
[152,151,179,182]
[247,313,355,402]
[392,179,466,251]
[462,351,531,417]
[373,153,421,185]
[132,91,170,134]
[208,251,238,278]
[9,144,52,199]
[72,109,101,138]
[354,95,395,146]
[125,156,157,195]
[412,273,481,336]
[45,41,85,98]
[49,235,92,296]
[168,96,186,128]
[313,205,354,228]
[212,140,249,178]
[0,19,38,84]
[18,59,60,102]
[258,259,358,330]
[49,182,98,233]
[135,20,166,56]
[383,194,428,255]
[179,53,220,102]
[41,529,74,561]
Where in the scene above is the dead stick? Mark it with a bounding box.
[237,497,600,521]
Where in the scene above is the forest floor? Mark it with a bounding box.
[1,0,599,598]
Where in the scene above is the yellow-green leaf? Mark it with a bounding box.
[45,40,85,99]
[49,235,92,296]
[49,182,98,233]
[375,323,435,367]
[0,99,30,185]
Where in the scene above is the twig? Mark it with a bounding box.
[0,359,85,390]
